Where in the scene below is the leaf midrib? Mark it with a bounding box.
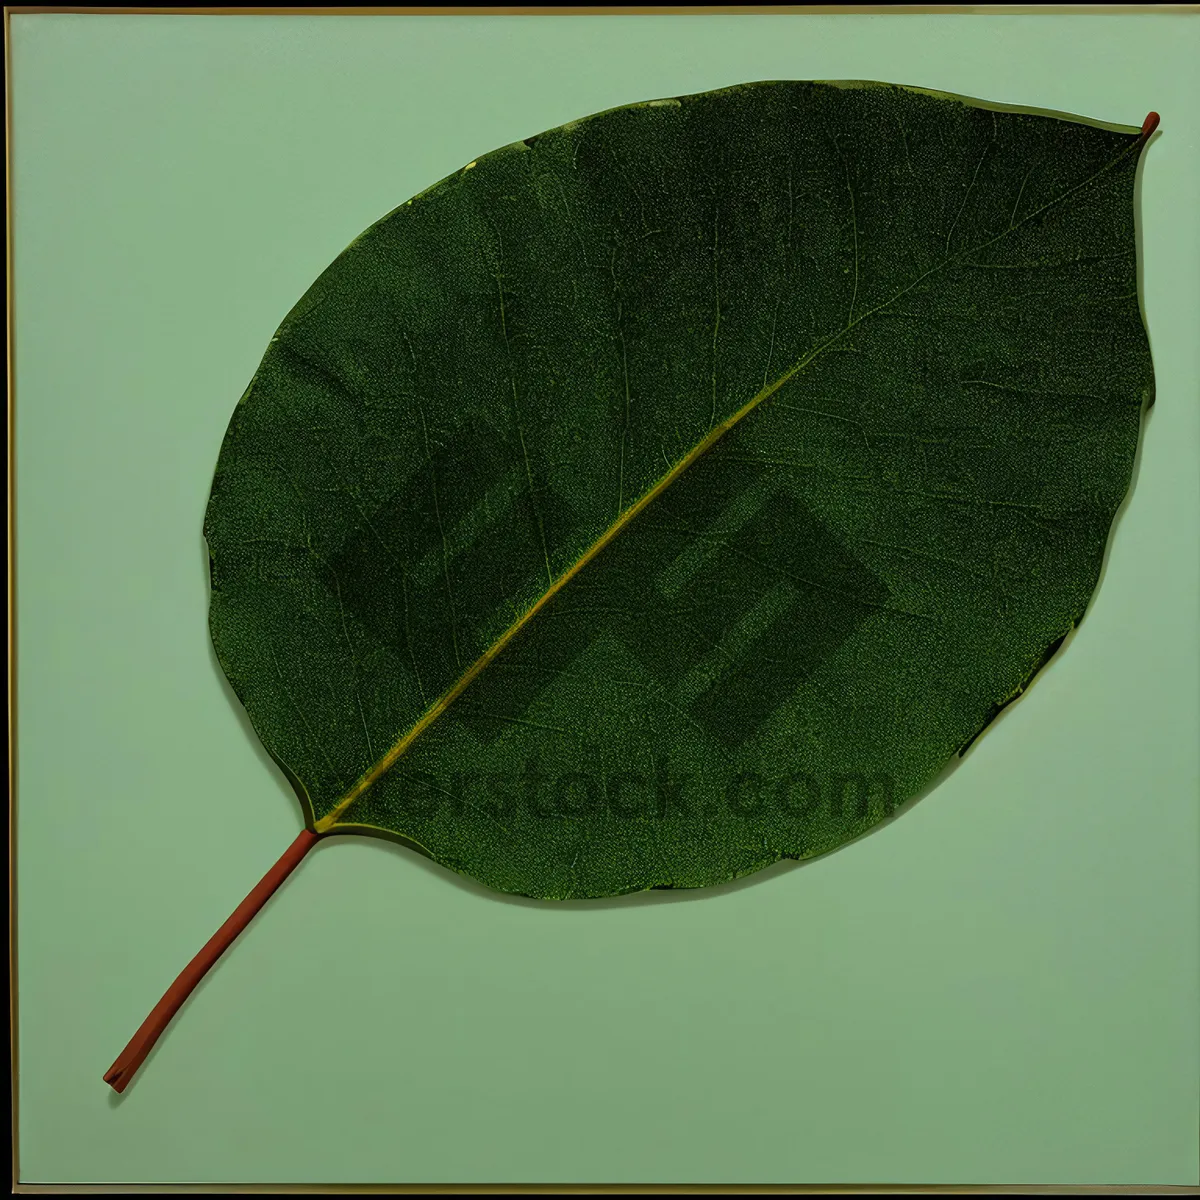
[313,125,1143,834]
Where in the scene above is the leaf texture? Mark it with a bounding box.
[203,81,1154,899]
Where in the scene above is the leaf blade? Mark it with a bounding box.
[204,80,1154,898]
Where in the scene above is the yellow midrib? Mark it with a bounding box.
[312,343,822,833]
[312,124,1148,833]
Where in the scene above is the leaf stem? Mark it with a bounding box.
[103,827,321,1093]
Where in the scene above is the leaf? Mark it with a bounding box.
[203,81,1155,901]
[106,80,1160,1092]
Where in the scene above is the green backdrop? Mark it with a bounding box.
[12,10,1199,1187]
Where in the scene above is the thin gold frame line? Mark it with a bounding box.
[5,5,1200,15]
[4,4,1195,1195]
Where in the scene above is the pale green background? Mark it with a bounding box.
[12,11,1200,1188]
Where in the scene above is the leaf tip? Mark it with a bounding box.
[1140,111,1160,140]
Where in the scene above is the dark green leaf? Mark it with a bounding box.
[203,80,1154,899]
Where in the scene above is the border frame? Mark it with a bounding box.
[7,5,1200,1194]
